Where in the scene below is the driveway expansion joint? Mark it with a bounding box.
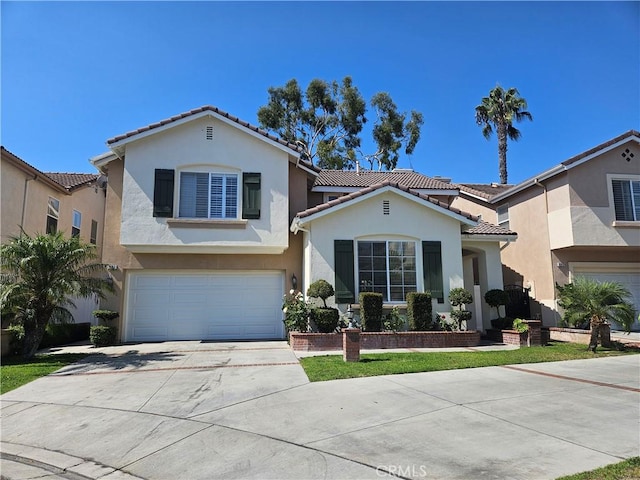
[501,365,640,392]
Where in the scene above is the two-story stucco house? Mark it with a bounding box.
[1,146,107,324]
[92,106,515,343]
[452,130,640,330]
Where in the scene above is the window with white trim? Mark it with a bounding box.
[496,204,509,229]
[357,241,417,302]
[72,210,81,238]
[178,172,238,219]
[612,179,640,221]
[46,197,60,234]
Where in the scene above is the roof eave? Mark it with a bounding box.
[462,233,518,242]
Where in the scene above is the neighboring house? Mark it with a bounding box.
[92,105,515,343]
[0,146,107,324]
[452,130,640,330]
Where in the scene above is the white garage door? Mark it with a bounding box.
[578,271,640,332]
[125,271,285,342]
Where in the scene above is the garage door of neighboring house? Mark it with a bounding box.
[572,266,640,332]
[124,271,285,342]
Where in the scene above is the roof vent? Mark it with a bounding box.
[392,168,414,173]
[621,148,635,162]
[383,200,390,215]
[433,176,452,183]
[205,125,214,141]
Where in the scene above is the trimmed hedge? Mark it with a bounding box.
[407,292,433,331]
[359,292,383,332]
[40,322,91,348]
[491,317,514,330]
[89,326,117,347]
[312,308,340,333]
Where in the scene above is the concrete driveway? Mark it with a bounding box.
[1,341,639,480]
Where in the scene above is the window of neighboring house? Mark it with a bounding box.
[612,179,640,221]
[179,172,238,219]
[72,210,81,238]
[46,197,60,234]
[90,220,98,244]
[357,240,417,302]
[325,194,341,203]
[497,204,510,229]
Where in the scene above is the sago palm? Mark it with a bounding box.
[475,85,532,184]
[0,232,112,358]
[557,277,636,351]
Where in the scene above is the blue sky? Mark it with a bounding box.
[2,1,638,184]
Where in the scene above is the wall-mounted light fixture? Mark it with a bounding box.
[291,273,297,290]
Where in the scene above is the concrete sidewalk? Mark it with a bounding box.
[2,341,639,479]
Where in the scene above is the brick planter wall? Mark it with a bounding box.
[548,325,611,347]
[290,331,481,351]
[502,330,528,346]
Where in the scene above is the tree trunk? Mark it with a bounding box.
[497,124,508,184]
[21,312,51,359]
[589,315,603,353]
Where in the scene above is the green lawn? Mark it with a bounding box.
[556,457,640,480]
[300,342,639,382]
[1,353,88,394]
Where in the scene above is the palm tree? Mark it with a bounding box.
[0,232,112,358]
[556,277,636,352]
[475,85,532,184]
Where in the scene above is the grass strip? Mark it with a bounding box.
[1,353,88,394]
[556,457,640,480]
[300,342,638,382]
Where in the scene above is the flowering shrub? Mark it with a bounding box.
[282,290,311,332]
[383,306,406,332]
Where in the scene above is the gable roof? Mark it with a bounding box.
[463,220,516,236]
[1,146,97,194]
[490,129,640,203]
[314,170,457,191]
[455,183,514,201]
[105,105,319,172]
[293,180,478,227]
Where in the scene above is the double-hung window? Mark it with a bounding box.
[179,172,238,219]
[496,204,509,229]
[612,179,640,221]
[357,241,417,302]
[72,210,82,237]
[47,197,60,234]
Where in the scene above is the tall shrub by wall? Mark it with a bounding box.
[407,292,432,331]
[359,292,383,332]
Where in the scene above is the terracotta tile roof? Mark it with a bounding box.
[456,183,514,200]
[315,170,457,190]
[44,173,98,190]
[463,220,516,236]
[105,105,319,172]
[296,180,478,222]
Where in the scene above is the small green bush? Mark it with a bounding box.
[282,291,311,332]
[512,318,529,333]
[484,289,508,316]
[312,307,340,333]
[407,292,433,331]
[307,280,335,308]
[7,324,25,355]
[383,306,406,332]
[92,310,119,324]
[359,292,383,332]
[89,326,117,347]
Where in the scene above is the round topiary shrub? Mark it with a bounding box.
[484,289,508,319]
[92,310,119,325]
[312,307,340,333]
[89,325,117,347]
[307,279,335,308]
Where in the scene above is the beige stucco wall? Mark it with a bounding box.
[450,195,497,223]
[1,156,105,252]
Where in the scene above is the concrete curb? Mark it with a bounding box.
[0,442,144,480]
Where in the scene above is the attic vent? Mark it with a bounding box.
[383,200,390,215]
[205,126,214,140]
[621,148,635,161]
